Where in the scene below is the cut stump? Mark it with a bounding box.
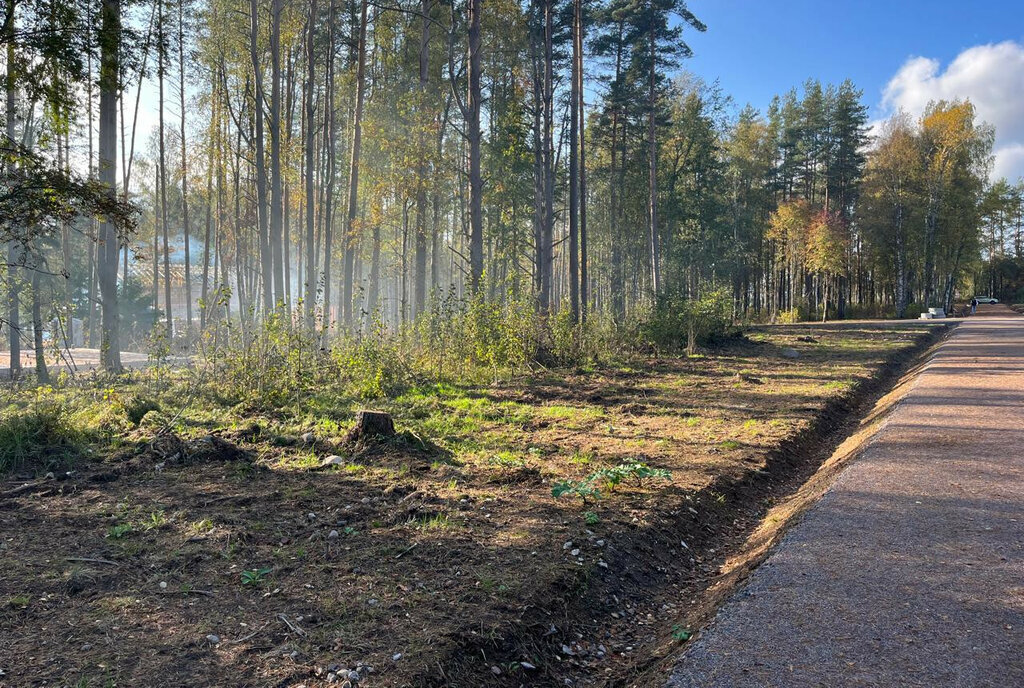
[346,410,396,444]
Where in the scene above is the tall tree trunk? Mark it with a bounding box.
[269,0,284,306]
[608,21,624,322]
[249,0,272,313]
[177,0,192,336]
[321,0,337,338]
[567,0,580,322]
[647,29,660,296]
[302,0,317,330]
[412,0,431,318]
[341,0,367,326]
[576,0,588,323]
[5,0,21,376]
[540,0,553,310]
[466,0,483,294]
[158,0,172,339]
[98,0,122,371]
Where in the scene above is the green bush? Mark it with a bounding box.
[0,399,85,473]
[641,289,733,354]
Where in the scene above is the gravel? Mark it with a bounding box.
[667,311,1024,687]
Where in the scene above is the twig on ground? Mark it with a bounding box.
[277,613,306,637]
[395,542,419,559]
[66,557,119,566]
[226,621,271,644]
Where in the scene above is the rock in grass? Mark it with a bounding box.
[781,348,801,359]
[321,455,345,467]
[301,432,316,444]
[205,634,221,645]
[328,530,340,539]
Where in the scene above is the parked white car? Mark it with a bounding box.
[973,296,999,304]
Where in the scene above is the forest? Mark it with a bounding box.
[1,0,1023,685]
[1,0,1019,379]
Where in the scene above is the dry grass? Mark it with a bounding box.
[0,321,948,687]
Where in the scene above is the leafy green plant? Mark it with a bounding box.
[584,511,600,525]
[143,510,168,530]
[240,567,272,587]
[551,479,601,504]
[672,625,692,642]
[590,461,672,490]
[552,461,671,505]
[106,523,133,539]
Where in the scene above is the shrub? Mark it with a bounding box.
[0,399,84,473]
[551,461,672,504]
[642,289,733,354]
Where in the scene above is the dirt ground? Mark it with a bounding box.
[0,322,949,688]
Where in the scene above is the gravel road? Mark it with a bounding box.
[667,306,1024,687]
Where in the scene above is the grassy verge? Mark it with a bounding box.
[0,320,949,687]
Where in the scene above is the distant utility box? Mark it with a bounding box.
[919,308,946,320]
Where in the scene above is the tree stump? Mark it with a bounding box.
[346,410,396,444]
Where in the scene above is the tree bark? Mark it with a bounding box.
[412,0,431,318]
[269,0,284,306]
[647,29,660,295]
[466,0,483,294]
[302,0,317,330]
[5,0,22,376]
[98,0,122,371]
[577,0,588,323]
[158,0,172,338]
[177,0,192,336]
[249,0,272,314]
[341,0,367,326]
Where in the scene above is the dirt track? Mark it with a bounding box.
[666,305,1024,687]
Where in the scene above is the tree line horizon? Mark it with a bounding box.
[2,0,1022,378]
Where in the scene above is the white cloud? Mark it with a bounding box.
[879,41,1024,182]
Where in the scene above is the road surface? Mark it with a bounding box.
[667,305,1024,687]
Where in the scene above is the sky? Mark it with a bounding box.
[683,0,1024,181]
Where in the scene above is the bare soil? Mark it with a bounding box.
[0,322,949,687]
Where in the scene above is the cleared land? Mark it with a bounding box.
[0,321,948,687]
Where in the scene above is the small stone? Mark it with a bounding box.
[326,672,338,683]
[301,432,315,444]
[361,497,371,504]
[520,661,536,670]
[347,670,361,682]
[159,581,167,589]
[561,644,575,656]
[80,643,93,651]
[328,530,340,539]
[781,348,801,359]
[598,560,608,569]
[563,541,573,550]
[490,665,502,676]
[205,634,221,645]
[307,512,317,520]
[392,653,402,661]
[570,549,580,556]
[680,540,689,549]
[367,598,378,606]
[321,455,345,467]
[45,472,54,479]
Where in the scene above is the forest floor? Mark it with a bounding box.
[0,321,951,688]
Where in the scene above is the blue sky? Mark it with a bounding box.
[682,0,1024,180]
